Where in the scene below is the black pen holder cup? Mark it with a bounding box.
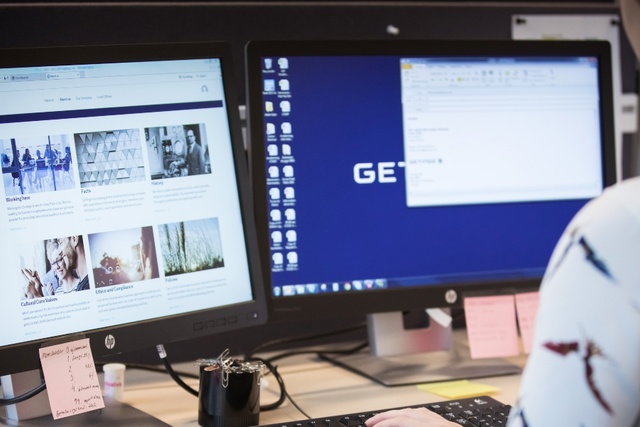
[197,359,264,427]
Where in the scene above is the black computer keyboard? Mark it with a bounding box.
[258,395,511,427]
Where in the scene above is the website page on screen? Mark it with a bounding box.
[0,58,253,348]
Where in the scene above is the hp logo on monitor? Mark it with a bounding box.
[105,334,116,349]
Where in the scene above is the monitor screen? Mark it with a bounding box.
[245,40,616,384]
[0,42,267,378]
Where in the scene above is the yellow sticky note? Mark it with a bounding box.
[417,380,499,399]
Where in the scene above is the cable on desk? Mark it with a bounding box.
[251,357,310,419]
[94,361,199,379]
[0,381,46,406]
[246,322,366,360]
[268,341,368,364]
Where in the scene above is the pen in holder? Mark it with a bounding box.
[196,350,264,427]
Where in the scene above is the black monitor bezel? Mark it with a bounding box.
[245,39,617,322]
[0,41,268,377]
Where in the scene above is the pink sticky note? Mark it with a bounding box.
[515,291,540,354]
[464,295,519,359]
[39,338,105,420]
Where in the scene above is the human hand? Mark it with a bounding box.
[366,408,458,427]
[22,268,44,299]
[43,281,54,296]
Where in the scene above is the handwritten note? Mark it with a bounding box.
[39,338,105,420]
[515,291,540,354]
[464,295,519,359]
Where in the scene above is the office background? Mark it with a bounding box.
[0,0,637,364]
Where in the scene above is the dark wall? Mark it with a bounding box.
[1,1,637,364]
[0,1,637,103]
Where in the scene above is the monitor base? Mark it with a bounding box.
[318,348,522,387]
[318,310,522,387]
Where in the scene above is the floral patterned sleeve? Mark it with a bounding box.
[507,177,640,427]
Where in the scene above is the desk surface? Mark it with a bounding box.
[122,346,527,426]
[1,336,528,427]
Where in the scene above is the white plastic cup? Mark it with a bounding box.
[102,363,126,401]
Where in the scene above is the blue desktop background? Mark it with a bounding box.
[263,55,593,291]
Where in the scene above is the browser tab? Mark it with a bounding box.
[6,73,47,82]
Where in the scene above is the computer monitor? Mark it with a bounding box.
[245,39,616,386]
[0,42,266,419]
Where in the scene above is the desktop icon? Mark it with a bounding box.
[268,165,279,178]
[278,57,289,70]
[269,187,281,200]
[267,144,278,157]
[281,122,292,134]
[279,79,290,91]
[279,100,291,113]
[273,286,281,297]
[284,187,295,199]
[284,208,296,221]
[285,229,297,243]
[264,79,276,92]
[264,58,273,70]
[281,144,292,156]
[283,165,294,178]
[270,209,281,222]
[271,230,283,244]
[265,101,274,113]
[266,123,276,135]
[272,252,283,265]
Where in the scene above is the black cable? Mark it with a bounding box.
[266,341,368,364]
[0,381,47,406]
[320,341,368,356]
[154,345,291,414]
[156,344,199,397]
[248,357,286,412]
[246,322,366,359]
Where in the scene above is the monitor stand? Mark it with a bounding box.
[318,309,522,387]
[1,370,169,426]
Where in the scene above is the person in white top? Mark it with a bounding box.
[366,1,640,425]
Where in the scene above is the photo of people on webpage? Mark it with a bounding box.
[146,124,211,180]
[19,235,90,300]
[75,128,146,187]
[89,225,160,287]
[159,217,224,277]
[1,135,76,196]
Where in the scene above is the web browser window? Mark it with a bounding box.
[0,57,253,348]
